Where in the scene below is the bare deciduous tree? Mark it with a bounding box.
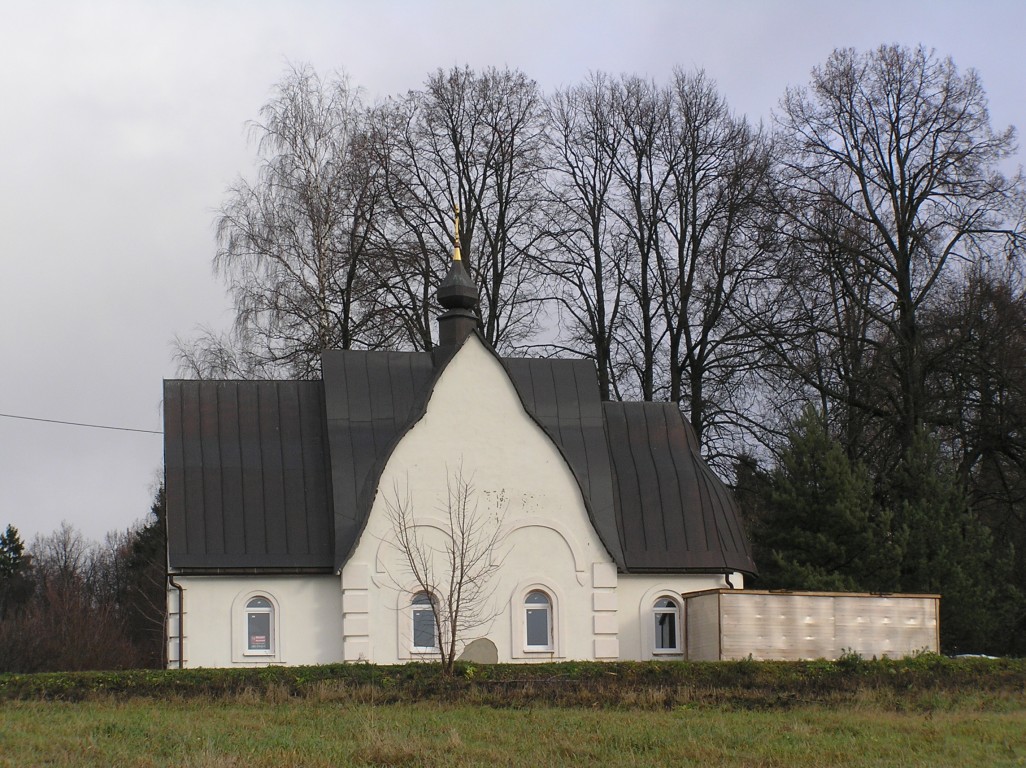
[373,66,548,352]
[0,523,142,672]
[384,466,507,674]
[772,44,1024,456]
[552,71,773,463]
[654,70,774,460]
[605,75,670,402]
[178,66,393,379]
[542,74,628,401]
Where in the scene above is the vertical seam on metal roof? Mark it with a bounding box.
[257,384,269,556]
[318,382,335,567]
[362,354,376,452]
[275,383,289,553]
[651,406,671,553]
[569,362,591,498]
[602,403,629,560]
[524,359,539,416]
[217,383,227,556]
[173,383,187,552]
[546,361,562,446]
[234,383,247,556]
[297,383,310,555]
[626,405,649,554]
[169,382,187,558]
[662,404,690,555]
[195,383,205,555]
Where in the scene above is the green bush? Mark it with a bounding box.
[1,657,1024,709]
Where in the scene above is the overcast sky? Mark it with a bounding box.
[2,0,1024,544]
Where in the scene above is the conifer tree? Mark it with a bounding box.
[0,525,32,620]
[887,431,1023,654]
[753,407,896,591]
[120,486,168,667]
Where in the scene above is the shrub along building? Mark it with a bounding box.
[163,227,938,667]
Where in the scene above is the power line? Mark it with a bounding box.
[0,412,162,435]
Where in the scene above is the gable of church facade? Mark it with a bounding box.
[341,335,622,663]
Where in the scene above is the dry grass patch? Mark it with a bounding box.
[2,699,1025,767]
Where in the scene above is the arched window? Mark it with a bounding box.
[411,592,438,651]
[524,590,553,650]
[246,596,274,654]
[653,597,680,653]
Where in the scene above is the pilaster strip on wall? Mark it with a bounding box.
[591,563,619,659]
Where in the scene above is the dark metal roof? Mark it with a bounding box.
[164,380,334,572]
[164,340,755,577]
[603,402,756,574]
[321,349,437,570]
[503,357,625,569]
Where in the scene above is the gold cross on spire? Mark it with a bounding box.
[453,206,462,262]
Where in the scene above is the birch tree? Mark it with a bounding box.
[179,66,392,378]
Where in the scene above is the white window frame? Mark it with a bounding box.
[232,590,282,664]
[652,596,682,655]
[245,596,275,655]
[511,581,564,659]
[524,590,553,651]
[410,591,440,654]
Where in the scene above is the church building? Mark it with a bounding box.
[163,225,937,667]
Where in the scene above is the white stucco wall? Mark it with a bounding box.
[341,336,621,664]
[615,574,745,660]
[167,575,343,668]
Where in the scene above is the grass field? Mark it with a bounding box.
[2,696,1025,767]
[2,659,1025,766]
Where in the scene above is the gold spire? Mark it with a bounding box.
[453,206,462,262]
